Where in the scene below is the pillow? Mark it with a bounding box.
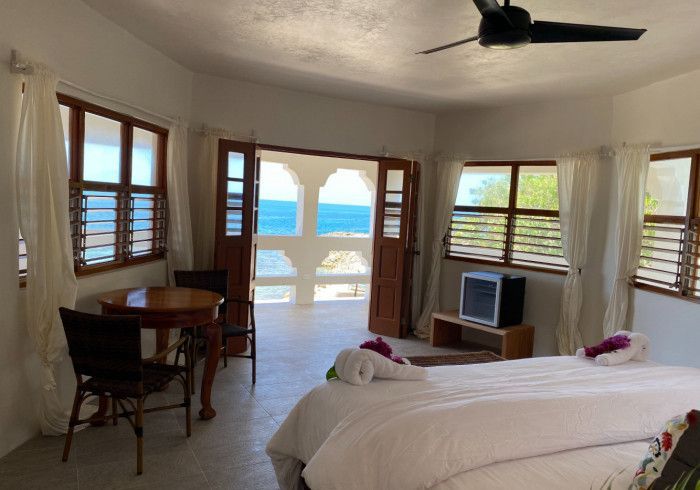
[631,410,700,489]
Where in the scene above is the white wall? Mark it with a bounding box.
[611,69,700,368]
[433,97,615,356]
[189,73,435,158]
[612,69,700,148]
[0,0,193,457]
[435,97,613,160]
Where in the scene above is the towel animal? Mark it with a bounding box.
[333,348,428,386]
[576,330,650,366]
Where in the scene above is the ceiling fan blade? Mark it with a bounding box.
[530,21,647,43]
[416,36,479,54]
[473,0,513,27]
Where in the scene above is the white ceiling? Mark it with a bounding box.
[82,0,700,112]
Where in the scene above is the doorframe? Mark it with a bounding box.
[256,143,420,335]
[258,143,385,163]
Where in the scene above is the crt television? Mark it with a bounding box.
[459,272,526,328]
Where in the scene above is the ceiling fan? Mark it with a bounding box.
[417,0,647,54]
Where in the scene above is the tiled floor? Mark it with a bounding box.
[0,301,466,489]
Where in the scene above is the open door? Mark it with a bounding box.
[214,139,259,353]
[369,159,420,338]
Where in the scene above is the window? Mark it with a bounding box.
[445,161,567,272]
[60,94,168,274]
[634,150,700,301]
[225,152,245,236]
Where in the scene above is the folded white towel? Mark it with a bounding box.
[333,348,428,386]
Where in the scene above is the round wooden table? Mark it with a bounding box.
[97,287,224,420]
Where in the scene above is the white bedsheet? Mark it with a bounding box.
[267,357,700,490]
[435,440,647,490]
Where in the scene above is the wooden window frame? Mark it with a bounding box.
[633,149,700,304]
[60,93,168,277]
[445,160,567,275]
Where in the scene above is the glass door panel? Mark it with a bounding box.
[226,152,245,236]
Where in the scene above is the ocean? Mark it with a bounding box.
[256,199,371,300]
[258,199,371,236]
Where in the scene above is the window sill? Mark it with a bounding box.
[75,254,166,277]
[633,282,700,305]
[19,254,165,288]
[444,255,568,276]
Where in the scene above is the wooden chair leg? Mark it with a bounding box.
[62,389,83,462]
[183,339,192,438]
[112,398,118,426]
[223,340,228,368]
[190,339,196,395]
[184,380,192,438]
[135,398,144,475]
[251,333,256,385]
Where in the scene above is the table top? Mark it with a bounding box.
[97,287,224,313]
[432,310,533,335]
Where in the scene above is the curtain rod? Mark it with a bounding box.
[58,79,177,126]
[11,49,178,125]
[601,142,698,157]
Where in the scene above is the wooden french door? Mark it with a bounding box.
[369,159,421,338]
[214,139,259,353]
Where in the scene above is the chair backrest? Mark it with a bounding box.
[174,269,230,317]
[59,307,143,383]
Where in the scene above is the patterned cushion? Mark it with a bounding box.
[631,410,700,489]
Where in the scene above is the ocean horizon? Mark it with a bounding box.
[259,199,371,236]
[256,199,371,300]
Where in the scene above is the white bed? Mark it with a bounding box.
[266,356,700,489]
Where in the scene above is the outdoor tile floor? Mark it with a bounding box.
[0,301,467,489]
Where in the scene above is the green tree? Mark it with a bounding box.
[639,192,660,267]
[452,174,561,259]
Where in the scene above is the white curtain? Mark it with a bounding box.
[16,64,78,435]
[603,145,651,337]
[413,159,464,339]
[192,132,218,269]
[166,120,194,283]
[555,152,599,355]
[411,159,432,329]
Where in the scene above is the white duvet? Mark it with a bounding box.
[267,356,700,490]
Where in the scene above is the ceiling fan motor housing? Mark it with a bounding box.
[479,5,532,49]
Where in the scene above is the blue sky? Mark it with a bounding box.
[81,144,155,185]
[259,162,371,206]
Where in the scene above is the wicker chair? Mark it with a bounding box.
[174,269,256,384]
[58,307,192,475]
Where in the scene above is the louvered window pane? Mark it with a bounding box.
[448,211,507,261]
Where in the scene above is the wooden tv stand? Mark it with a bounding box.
[430,310,534,360]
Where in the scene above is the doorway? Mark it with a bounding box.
[212,141,420,341]
[255,150,376,307]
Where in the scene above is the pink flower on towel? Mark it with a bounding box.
[660,431,673,451]
[359,337,404,364]
[583,334,631,358]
